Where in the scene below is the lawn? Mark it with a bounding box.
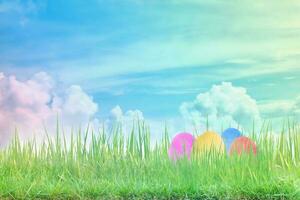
[0,122,299,199]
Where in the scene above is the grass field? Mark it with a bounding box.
[0,121,299,199]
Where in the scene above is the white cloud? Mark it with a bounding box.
[0,72,99,146]
[0,71,178,146]
[107,106,186,146]
[259,97,300,120]
[180,82,261,132]
[110,105,124,122]
[107,105,144,131]
[52,85,98,126]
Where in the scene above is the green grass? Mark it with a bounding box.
[0,121,299,199]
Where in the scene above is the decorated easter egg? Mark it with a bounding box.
[168,132,194,161]
[222,128,242,153]
[194,131,225,155]
[229,136,257,156]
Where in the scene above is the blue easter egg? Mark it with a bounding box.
[222,128,242,153]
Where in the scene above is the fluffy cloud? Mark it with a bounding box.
[108,106,184,145]
[107,105,144,132]
[52,85,98,126]
[180,82,261,132]
[110,105,143,122]
[0,72,98,145]
[0,71,170,146]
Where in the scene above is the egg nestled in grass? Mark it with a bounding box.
[168,132,194,161]
[229,136,257,156]
[222,128,242,154]
[194,131,225,155]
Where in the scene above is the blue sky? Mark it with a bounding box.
[1,0,300,135]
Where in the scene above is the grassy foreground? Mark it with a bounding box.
[0,122,299,199]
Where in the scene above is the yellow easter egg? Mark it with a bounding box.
[194,131,225,155]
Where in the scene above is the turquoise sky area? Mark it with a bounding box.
[1,0,300,140]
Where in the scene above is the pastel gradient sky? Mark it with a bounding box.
[1,0,300,143]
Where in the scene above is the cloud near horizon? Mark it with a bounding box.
[180,82,261,132]
[0,71,99,145]
[1,71,293,146]
[107,105,144,131]
[0,71,152,145]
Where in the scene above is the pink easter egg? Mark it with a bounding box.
[168,132,194,161]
